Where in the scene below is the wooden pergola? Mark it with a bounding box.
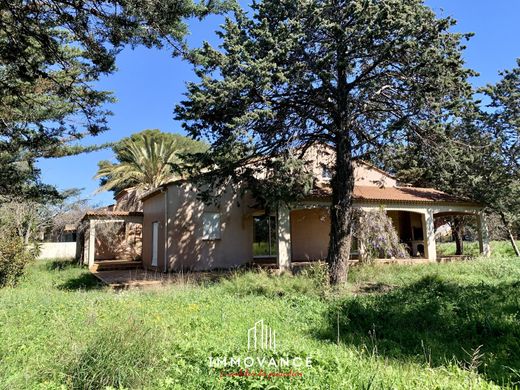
[80,211,143,268]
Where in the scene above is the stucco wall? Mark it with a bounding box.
[93,222,142,261]
[290,206,422,262]
[290,208,330,261]
[165,184,255,271]
[95,222,124,260]
[353,163,397,187]
[38,242,76,260]
[301,144,397,187]
[142,192,166,270]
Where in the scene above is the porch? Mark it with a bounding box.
[270,202,490,270]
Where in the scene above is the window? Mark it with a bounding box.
[253,215,277,257]
[202,212,221,240]
[321,165,333,180]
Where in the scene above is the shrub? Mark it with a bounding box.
[0,234,36,287]
[354,208,408,262]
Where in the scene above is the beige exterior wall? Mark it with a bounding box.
[290,207,425,262]
[143,195,433,270]
[95,222,124,260]
[95,223,142,261]
[353,163,397,187]
[301,144,397,187]
[81,215,143,266]
[123,222,142,260]
[166,184,257,271]
[290,208,330,261]
[142,183,258,271]
[139,147,487,270]
[114,188,143,212]
[142,192,166,270]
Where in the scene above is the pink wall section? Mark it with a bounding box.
[143,183,257,271]
[290,209,330,261]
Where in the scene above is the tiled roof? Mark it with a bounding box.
[311,184,478,205]
[83,210,143,218]
[354,185,467,203]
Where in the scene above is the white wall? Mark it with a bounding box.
[37,242,76,260]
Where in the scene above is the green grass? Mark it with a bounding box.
[437,240,520,257]
[252,242,277,257]
[1,246,520,389]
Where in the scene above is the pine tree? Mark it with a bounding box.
[1,0,215,200]
[379,106,485,256]
[176,0,474,283]
[381,60,520,257]
[479,60,520,256]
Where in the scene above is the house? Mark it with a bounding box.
[132,145,490,272]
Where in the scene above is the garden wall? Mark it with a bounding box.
[37,242,77,260]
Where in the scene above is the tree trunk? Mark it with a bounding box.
[327,135,355,285]
[500,212,520,257]
[452,217,464,255]
[507,228,520,257]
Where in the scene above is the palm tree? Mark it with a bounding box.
[96,130,206,194]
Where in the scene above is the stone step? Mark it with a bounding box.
[91,260,142,272]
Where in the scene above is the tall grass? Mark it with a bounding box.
[0,252,518,389]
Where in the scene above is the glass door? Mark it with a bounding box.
[253,215,277,257]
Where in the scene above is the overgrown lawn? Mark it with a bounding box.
[0,246,519,389]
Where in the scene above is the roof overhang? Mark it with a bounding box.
[81,210,144,222]
[308,184,484,208]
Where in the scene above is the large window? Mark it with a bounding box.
[253,215,277,257]
[202,212,221,240]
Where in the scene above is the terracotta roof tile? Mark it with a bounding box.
[311,184,477,205]
[353,185,464,203]
[83,210,143,218]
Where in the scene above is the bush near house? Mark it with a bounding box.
[0,244,519,389]
[0,234,36,288]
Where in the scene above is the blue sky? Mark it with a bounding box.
[37,0,520,206]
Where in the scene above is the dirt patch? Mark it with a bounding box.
[92,269,236,290]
